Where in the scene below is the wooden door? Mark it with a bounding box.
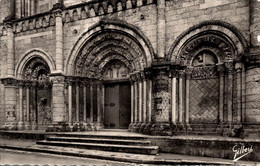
[104,82,131,129]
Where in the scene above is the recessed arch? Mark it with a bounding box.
[15,48,55,79]
[65,19,155,75]
[167,20,249,63]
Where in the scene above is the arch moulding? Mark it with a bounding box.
[15,48,56,79]
[167,20,249,63]
[65,19,155,75]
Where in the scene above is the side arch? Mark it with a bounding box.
[167,20,249,62]
[15,48,56,79]
[65,19,155,75]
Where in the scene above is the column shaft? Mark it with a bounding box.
[83,85,87,122]
[55,10,63,72]
[236,68,242,123]
[26,87,30,122]
[227,73,233,123]
[31,0,35,15]
[131,83,134,123]
[179,77,183,123]
[143,80,147,122]
[157,0,166,58]
[76,84,79,122]
[219,75,224,123]
[139,81,142,122]
[134,82,138,122]
[7,25,14,77]
[171,77,177,124]
[148,80,152,122]
[90,84,93,122]
[185,79,189,123]
[97,84,101,123]
[68,85,72,123]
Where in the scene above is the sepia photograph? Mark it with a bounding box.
[0,0,260,165]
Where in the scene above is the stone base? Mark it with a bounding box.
[2,122,18,130]
[129,123,139,132]
[138,122,147,133]
[143,122,153,134]
[17,121,24,130]
[150,122,172,136]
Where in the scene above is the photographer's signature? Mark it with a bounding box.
[232,144,253,162]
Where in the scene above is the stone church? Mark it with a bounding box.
[0,0,259,136]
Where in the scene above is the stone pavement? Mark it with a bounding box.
[0,136,259,165]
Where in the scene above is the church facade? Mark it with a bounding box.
[0,0,259,136]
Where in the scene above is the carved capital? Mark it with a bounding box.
[50,76,65,84]
[1,78,17,87]
[53,9,63,17]
[225,61,234,73]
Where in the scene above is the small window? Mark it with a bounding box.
[192,50,218,67]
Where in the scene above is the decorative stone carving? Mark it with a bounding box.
[153,71,169,92]
[1,78,17,87]
[75,31,146,77]
[180,34,233,64]
[225,61,234,73]
[186,67,218,79]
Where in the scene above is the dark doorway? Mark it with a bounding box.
[104,82,131,129]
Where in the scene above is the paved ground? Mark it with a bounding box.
[0,149,131,165]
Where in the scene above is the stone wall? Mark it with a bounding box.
[0,0,12,22]
[165,0,250,53]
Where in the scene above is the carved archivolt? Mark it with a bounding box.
[74,31,147,78]
[23,57,50,81]
[180,34,234,65]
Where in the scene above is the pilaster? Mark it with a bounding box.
[250,0,260,47]
[52,3,64,73]
[157,0,166,58]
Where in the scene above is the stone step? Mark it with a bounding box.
[47,136,151,146]
[52,133,146,140]
[36,140,159,155]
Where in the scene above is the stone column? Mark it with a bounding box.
[90,82,94,123]
[26,84,30,123]
[49,75,66,130]
[53,7,64,73]
[83,82,87,122]
[134,81,138,124]
[235,63,243,123]
[178,71,185,124]
[129,80,135,131]
[217,65,225,123]
[130,81,134,124]
[138,75,143,125]
[68,82,72,124]
[96,82,103,130]
[225,62,234,124]
[157,0,166,58]
[171,74,177,124]
[143,79,147,123]
[76,83,79,122]
[250,0,260,47]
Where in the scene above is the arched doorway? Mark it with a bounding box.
[102,60,131,129]
[23,57,52,130]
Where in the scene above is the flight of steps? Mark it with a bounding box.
[35,133,159,155]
